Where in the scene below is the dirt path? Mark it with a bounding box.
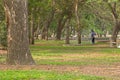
[0,64,120,79]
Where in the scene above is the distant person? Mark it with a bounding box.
[91,29,96,44]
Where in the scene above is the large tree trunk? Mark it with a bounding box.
[4,0,35,65]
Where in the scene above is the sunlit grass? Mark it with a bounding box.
[0,55,6,64]
[31,40,120,66]
[0,70,110,80]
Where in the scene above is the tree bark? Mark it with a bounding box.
[65,19,70,44]
[29,13,34,44]
[4,0,35,65]
[111,21,120,43]
[77,30,81,44]
[56,14,68,40]
[109,3,120,47]
[56,14,64,40]
[74,0,82,44]
[41,27,46,40]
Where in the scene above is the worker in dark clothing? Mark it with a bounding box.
[91,30,96,44]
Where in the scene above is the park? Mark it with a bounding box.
[0,0,120,80]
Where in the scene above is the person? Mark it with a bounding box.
[91,29,96,44]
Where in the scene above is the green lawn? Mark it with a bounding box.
[31,40,120,66]
[0,40,120,80]
[0,70,109,80]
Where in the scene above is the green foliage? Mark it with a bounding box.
[0,22,7,47]
[27,0,120,39]
[0,1,6,47]
[81,2,114,35]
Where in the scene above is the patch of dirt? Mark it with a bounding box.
[80,64,120,78]
[0,50,7,55]
[0,64,120,79]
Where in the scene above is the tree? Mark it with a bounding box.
[55,0,74,40]
[82,2,113,37]
[3,0,35,65]
[74,0,81,44]
[41,0,55,40]
[108,2,120,46]
[87,1,120,47]
[65,17,71,44]
[73,0,87,44]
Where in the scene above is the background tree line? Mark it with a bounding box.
[28,0,120,45]
[0,0,119,46]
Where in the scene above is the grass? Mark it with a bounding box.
[0,40,120,80]
[0,70,109,80]
[30,40,120,66]
[0,55,6,64]
[34,55,120,66]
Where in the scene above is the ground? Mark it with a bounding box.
[1,40,120,80]
[0,63,120,79]
[0,50,7,55]
[0,49,120,79]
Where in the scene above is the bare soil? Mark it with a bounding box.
[0,50,7,55]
